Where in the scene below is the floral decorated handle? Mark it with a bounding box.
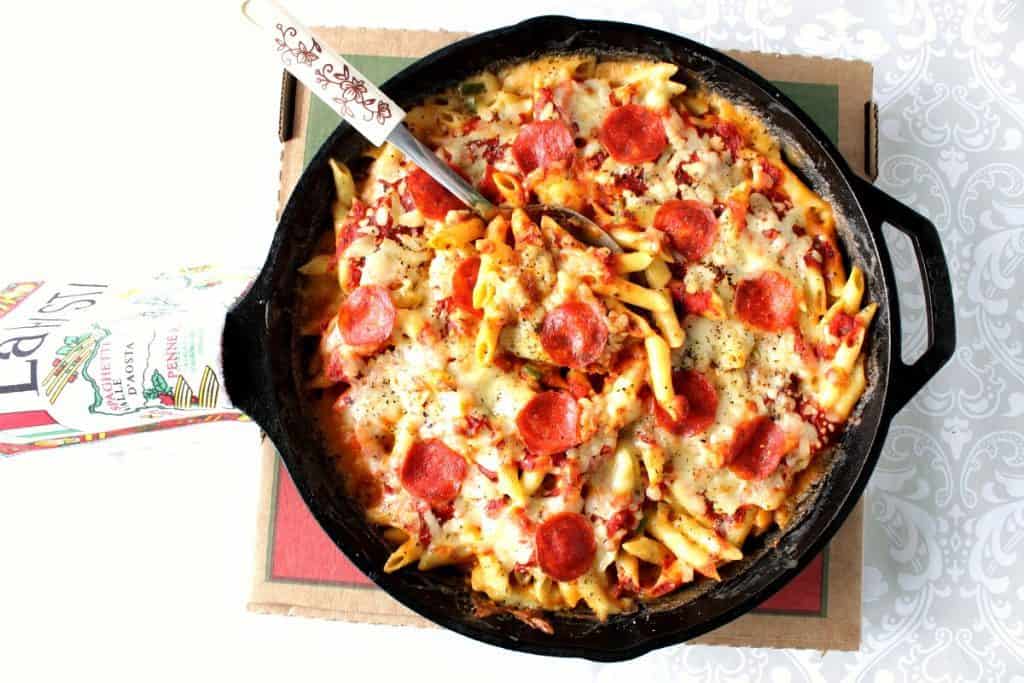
[242,0,403,146]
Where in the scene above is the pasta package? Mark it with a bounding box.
[299,54,876,624]
[0,267,251,454]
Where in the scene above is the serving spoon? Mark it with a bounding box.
[241,0,622,254]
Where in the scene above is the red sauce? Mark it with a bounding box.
[674,164,693,187]
[466,136,508,165]
[610,574,639,599]
[712,504,747,540]
[829,311,862,346]
[345,258,364,291]
[458,414,489,437]
[484,497,507,518]
[476,463,498,482]
[798,398,844,455]
[417,513,432,548]
[615,168,648,195]
[606,509,636,538]
[520,452,554,472]
[804,235,837,271]
[646,578,682,598]
[335,200,368,255]
[758,157,782,189]
[513,507,538,534]
[583,150,608,171]
[433,500,455,524]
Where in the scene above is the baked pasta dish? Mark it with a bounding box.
[299,55,876,624]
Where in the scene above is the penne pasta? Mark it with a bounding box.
[471,554,510,601]
[647,505,715,575]
[428,215,485,249]
[521,467,547,497]
[653,308,685,348]
[614,251,655,274]
[673,511,743,561]
[645,335,677,417]
[491,171,526,207]
[636,439,667,488]
[594,278,672,312]
[608,226,661,253]
[644,257,673,289]
[622,536,670,565]
[384,535,423,573]
[299,53,877,623]
[610,443,639,497]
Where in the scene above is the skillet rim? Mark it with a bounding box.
[225,14,922,660]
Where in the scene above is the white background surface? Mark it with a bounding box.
[3,1,1023,681]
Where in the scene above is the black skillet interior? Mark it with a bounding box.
[222,16,955,661]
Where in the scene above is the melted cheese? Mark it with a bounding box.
[300,55,873,621]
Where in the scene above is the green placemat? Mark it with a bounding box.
[302,55,839,167]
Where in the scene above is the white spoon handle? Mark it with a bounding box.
[242,0,403,146]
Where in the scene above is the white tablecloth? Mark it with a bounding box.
[2,1,1022,680]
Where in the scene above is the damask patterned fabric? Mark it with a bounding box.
[538,1,1021,678]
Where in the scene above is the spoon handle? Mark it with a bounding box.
[242,0,403,146]
[388,125,497,218]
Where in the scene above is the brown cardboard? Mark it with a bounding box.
[257,26,874,652]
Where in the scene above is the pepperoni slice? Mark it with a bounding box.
[728,416,788,480]
[337,285,396,348]
[539,302,609,369]
[406,167,465,220]
[734,272,799,332]
[599,104,667,165]
[452,256,482,318]
[512,120,575,175]
[535,511,596,581]
[654,369,718,436]
[400,439,468,504]
[516,391,581,456]
[654,199,719,262]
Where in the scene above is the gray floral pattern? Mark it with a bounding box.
[563,0,1024,678]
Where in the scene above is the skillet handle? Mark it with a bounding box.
[221,286,274,427]
[852,176,956,416]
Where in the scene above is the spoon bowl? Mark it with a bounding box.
[524,205,623,253]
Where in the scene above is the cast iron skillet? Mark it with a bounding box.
[222,16,955,661]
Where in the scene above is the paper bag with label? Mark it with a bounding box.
[0,267,250,454]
